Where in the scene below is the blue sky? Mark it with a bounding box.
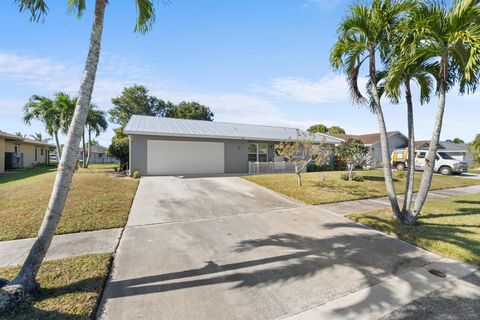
[0,0,478,146]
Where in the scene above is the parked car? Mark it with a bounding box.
[391,149,468,175]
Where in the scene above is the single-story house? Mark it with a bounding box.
[125,115,343,176]
[0,130,55,174]
[79,144,119,164]
[415,140,474,164]
[329,131,408,167]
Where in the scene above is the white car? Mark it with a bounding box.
[391,149,468,175]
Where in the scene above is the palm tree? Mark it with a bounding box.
[402,0,480,224]
[30,132,52,143]
[0,0,159,310]
[23,92,76,162]
[384,54,437,216]
[23,95,62,160]
[85,105,108,167]
[330,0,417,220]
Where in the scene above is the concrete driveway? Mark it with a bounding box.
[97,176,470,320]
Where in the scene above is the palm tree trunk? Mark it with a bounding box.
[369,48,401,219]
[82,128,87,168]
[53,131,62,163]
[86,127,92,167]
[405,56,448,225]
[402,79,415,215]
[0,0,107,305]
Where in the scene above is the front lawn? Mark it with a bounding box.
[349,193,480,265]
[0,165,57,186]
[242,170,480,205]
[0,254,111,319]
[0,164,138,241]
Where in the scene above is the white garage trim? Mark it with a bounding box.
[147,140,225,175]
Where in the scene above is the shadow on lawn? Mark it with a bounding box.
[99,224,459,318]
[2,276,103,319]
[0,165,57,186]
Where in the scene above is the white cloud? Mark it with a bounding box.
[254,74,360,104]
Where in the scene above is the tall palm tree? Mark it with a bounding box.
[30,132,52,143]
[330,0,417,220]
[85,105,108,167]
[23,95,63,160]
[384,57,437,216]
[0,0,159,310]
[402,0,480,224]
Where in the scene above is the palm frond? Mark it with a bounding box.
[14,0,48,22]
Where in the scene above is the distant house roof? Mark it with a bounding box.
[80,144,108,154]
[0,130,55,147]
[329,131,406,145]
[125,115,343,144]
[415,140,468,152]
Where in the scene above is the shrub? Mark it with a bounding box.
[307,162,335,172]
[108,137,129,171]
[133,170,140,179]
[341,172,364,182]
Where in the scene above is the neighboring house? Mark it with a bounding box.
[415,140,474,164]
[125,115,343,176]
[329,131,408,167]
[79,144,118,164]
[0,130,55,174]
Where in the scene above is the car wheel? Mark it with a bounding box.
[439,166,452,175]
[396,162,405,170]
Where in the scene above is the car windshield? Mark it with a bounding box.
[438,152,455,160]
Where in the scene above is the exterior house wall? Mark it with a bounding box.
[129,134,281,176]
[369,134,408,167]
[0,138,4,173]
[4,141,47,168]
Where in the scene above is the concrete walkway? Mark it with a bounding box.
[97,177,479,320]
[319,185,480,216]
[0,228,122,267]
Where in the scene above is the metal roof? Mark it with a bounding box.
[0,130,55,147]
[125,115,343,144]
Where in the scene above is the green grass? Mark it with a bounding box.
[0,254,111,319]
[0,165,57,186]
[349,193,480,265]
[242,170,480,205]
[0,164,138,241]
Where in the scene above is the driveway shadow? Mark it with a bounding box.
[103,224,443,318]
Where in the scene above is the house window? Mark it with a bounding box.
[248,143,268,162]
[14,145,19,153]
[40,149,44,156]
[35,148,38,161]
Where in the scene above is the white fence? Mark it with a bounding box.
[248,161,306,175]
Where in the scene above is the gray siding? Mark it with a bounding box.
[129,134,279,176]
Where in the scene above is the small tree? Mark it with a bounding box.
[327,126,346,135]
[276,131,330,186]
[165,101,214,121]
[335,139,369,181]
[307,124,328,134]
[108,138,129,172]
[468,134,480,165]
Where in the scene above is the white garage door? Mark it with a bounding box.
[147,140,225,175]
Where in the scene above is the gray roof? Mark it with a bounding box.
[0,130,55,147]
[125,115,342,144]
[439,141,468,151]
[416,140,468,152]
[79,144,108,154]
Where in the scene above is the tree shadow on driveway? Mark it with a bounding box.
[104,221,447,318]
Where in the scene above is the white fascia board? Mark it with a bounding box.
[125,130,339,144]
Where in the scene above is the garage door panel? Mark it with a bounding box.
[147,140,225,175]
